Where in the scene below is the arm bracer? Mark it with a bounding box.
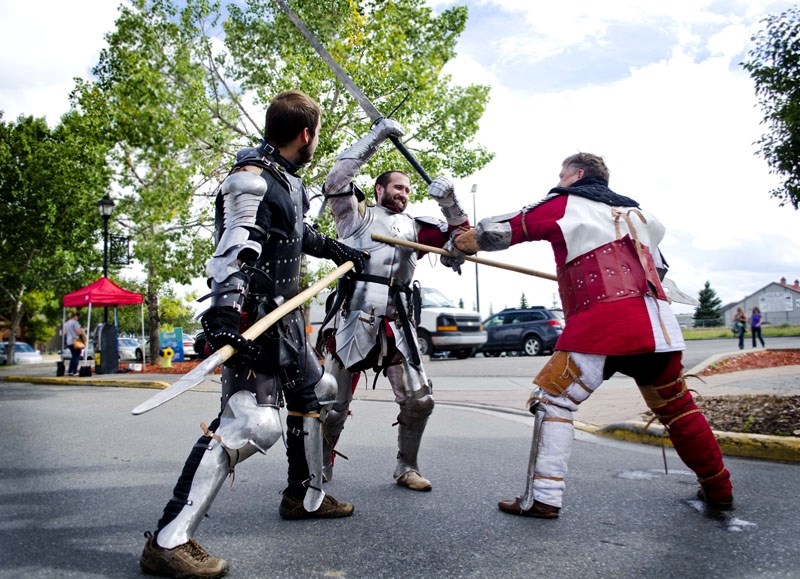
[475,212,517,251]
[206,171,267,284]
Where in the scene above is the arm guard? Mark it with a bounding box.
[428,177,468,227]
[206,171,267,284]
[323,118,404,197]
[475,212,517,251]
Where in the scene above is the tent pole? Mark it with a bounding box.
[140,304,146,364]
[86,304,93,365]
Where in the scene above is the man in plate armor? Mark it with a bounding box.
[318,117,469,492]
[452,152,733,518]
[139,91,369,579]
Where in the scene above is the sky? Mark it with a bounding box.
[1,0,798,318]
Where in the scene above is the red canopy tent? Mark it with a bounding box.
[64,277,143,308]
[62,278,146,366]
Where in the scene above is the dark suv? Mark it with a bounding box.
[478,306,564,357]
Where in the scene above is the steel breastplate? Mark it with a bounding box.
[344,206,417,316]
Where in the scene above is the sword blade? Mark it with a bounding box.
[131,261,355,415]
[275,0,432,184]
[275,0,381,121]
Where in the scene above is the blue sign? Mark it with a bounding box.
[159,328,186,362]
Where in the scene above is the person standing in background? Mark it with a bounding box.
[62,312,86,376]
[733,307,747,350]
[750,306,765,348]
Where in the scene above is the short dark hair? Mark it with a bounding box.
[264,91,321,147]
[562,152,610,184]
[374,170,408,194]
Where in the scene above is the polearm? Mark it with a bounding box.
[131,261,355,415]
[371,233,557,281]
[275,0,432,184]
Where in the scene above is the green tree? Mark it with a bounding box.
[71,0,237,360]
[742,7,800,209]
[519,293,528,308]
[71,0,492,358]
[0,113,110,360]
[223,0,493,196]
[693,281,723,327]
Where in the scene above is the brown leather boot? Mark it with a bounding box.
[279,492,355,520]
[139,531,229,578]
[498,497,560,519]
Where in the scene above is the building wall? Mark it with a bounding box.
[721,281,800,326]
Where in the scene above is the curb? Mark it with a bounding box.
[578,420,800,463]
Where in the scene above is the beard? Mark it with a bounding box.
[380,194,407,213]
[296,142,314,166]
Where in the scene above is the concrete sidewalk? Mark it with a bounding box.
[2,352,799,462]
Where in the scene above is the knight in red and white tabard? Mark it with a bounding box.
[452,152,733,519]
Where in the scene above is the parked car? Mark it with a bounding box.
[183,333,198,360]
[416,287,487,359]
[479,306,564,357]
[0,342,44,365]
[117,337,140,360]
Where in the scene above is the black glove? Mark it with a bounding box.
[201,306,260,368]
[324,238,370,274]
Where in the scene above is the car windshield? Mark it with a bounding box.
[119,338,138,347]
[14,343,35,352]
[422,288,456,308]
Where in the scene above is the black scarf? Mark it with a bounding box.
[549,176,639,208]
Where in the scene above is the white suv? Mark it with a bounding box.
[306,286,486,360]
[416,287,486,359]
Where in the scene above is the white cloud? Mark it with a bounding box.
[0,1,124,124]
[416,0,799,316]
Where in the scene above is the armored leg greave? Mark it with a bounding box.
[519,393,575,510]
[521,352,605,508]
[286,413,327,512]
[321,360,356,482]
[155,390,282,549]
[393,384,434,480]
[155,430,230,550]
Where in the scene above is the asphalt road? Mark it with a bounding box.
[2,360,800,578]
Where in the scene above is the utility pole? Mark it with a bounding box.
[471,184,480,314]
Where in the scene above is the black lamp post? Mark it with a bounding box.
[97,195,115,322]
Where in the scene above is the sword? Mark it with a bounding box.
[131,261,355,415]
[370,233,558,281]
[275,0,432,184]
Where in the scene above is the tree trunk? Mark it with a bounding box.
[5,286,27,364]
[147,270,160,362]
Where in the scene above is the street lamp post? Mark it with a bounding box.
[97,195,115,323]
[471,184,480,314]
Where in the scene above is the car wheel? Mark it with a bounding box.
[135,348,143,362]
[416,329,433,357]
[522,335,543,356]
[453,348,475,359]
